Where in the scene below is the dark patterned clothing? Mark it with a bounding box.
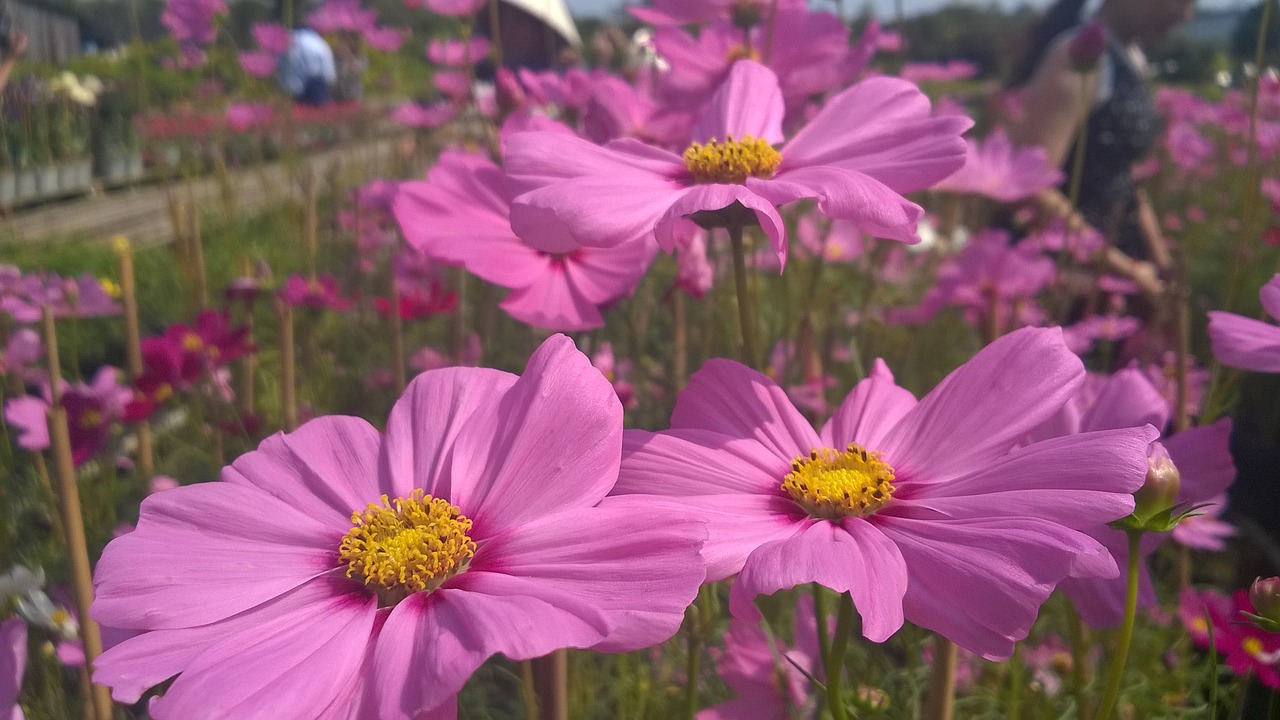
[1063,33,1161,260]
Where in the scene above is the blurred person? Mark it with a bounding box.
[0,28,27,93]
[1009,0,1194,299]
[332,32,366,103]
[279,27,336,105]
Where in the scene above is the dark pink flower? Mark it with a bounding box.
[1181,587,1280,688]
[226,102,274,131]
[91,336,708,717]
[1067,21,1107,71]
[392,101,457,129]
[252,22,292,53]
[279,274,355,312]
[364,26,407,52]
[395,150,656,331]
[505,61,969,267]
[307,0,376,33]
[1209,274,1280,373]
[427,37,490,66]
[615,328,1155,658]
[5,367,132,466]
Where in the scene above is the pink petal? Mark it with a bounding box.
[654,184,788,262]
[382,367,517,501]
[1164,419,1235,504]
[448,335,622,532]
[220,417,385,529]
[144,580,374,719]
[499,268,605,331]
[504,131,682,196]
[751,166,924,245]
[878,516,1109,659]
[1208,311,1280,373]
[618,429,790,496]
[1078,368,1169,433]
[819,358,917,449]
[92,483,339,630]
[600,493,801,581]
[891,426,1157,528]
[672,359,822,462]
[877,327,1084,486]
[4,395,50,452]
[1,618,25,715]
[730,519,908,644]
[1261,274,1280,320]
[373,586,609,717]
[692,60,784,144]
[510,175,682,252]
[470,502,707,651]
[781,76,971,191]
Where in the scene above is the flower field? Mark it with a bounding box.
[3,0,1280,718]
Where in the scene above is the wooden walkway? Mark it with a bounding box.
[2,137,404,249]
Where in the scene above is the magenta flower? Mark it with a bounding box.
[422,0,484,16]
[5,367,132,466]
[698,594,824,720]
[252,22,292,53]
[934,127,1064,202]
[279,274,355,312]
[1,617,24,720]
[394,150,656,331]
[237,50,278,78]
[1,328,44,383]
[1,272,120,324]
[1181,587,1280,688]
[504,60,970,267]
[162,0,227,46]
[1172,493,1235,551]
[91,336,707,717]
[427,37,491,66]
[1026,369,1236,628]
[307,0,377,32]
[226,102,274,131]
[629,0,803,27]
[391,101,457,129]
[616,328,1155,658]
[899,61,979,83]
[1208,274,1280,373]
[364,26,407,52]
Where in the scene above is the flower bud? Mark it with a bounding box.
[495,68,525,117]
[1249,577,1280,628]
[1068,21,1107,72]
[1133,442,1181,525]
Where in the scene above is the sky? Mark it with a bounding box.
[562,0,1248,23]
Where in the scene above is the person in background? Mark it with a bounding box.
[332,32,366,104]
[1009,0,1194,299]
[0,29,27,93]
[279,27,336,106]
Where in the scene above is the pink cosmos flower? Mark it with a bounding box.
[5,367,132,466]
[91,335,707,718]
[391,101,457,129]
[1171,493,1235,551]
[588,342,636,410]
[934,127,1064,202]
[629,0,803,26]
[504,60,970,267]
[1181,587,1280,688]
[1,272,120,324]
[252,22,292,54]
[1026,369,1236,628]
[899,61,979,83]
[364,26,407,52]
[162,0,227,46]
[1,617,24,720]
[226,102,274,131]
[1208,274,1280,373]
[421,0,484,16]
[280,274,355,312]
[653,11,878,117]
[674,225,714,299]
[796,215,864,263]
[1,328,44,384]
[697,594,824,720]
[238,50,279,78]
[615,328,1156,659]
[307,0,376,33]
[1165,121,1215,173]
[427,37,490,66]
[394,150,656,331]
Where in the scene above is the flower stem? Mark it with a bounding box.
[813,584,831,672]
[825,592,855,720]
[727,224,759,367]
[923,636,957,720]
[1067,604,1091,720]
[1094,530,1142,720]
[1268,688,1280,720]
[684,597,702,719]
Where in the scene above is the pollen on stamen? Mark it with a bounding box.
[338,489,476,605]
[682,135,782,185]
[782,443,896,520]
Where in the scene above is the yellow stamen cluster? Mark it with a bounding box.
[782,443,896,519]
[724,44,761,63]
[79,409,103,429]
[339,490,476,604]
[683,135,782,185]
[1243,637,1265,659]
[181,332,204,353]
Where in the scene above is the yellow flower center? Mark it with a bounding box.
[724,44,761,63]
[1243,636,1264,659]
[181,332,204,353]
[338,490,476,605]
[79,409,103,429]
[683,135,782,185]
[782,443,896,519]
[99,278,122,299]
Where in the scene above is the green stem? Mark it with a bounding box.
[728,224,759,368]
[813,584,831,673]
[1007,643,1024,720]
[1269,689,1280,720]
[824,593,855,720]
[684,599,702,720]
[1094,530,1143,720]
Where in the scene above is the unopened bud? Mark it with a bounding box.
[495,68,525,116]
[1068,21,1107,72]
[1249,577,1280,629]
[1133,442,1181,525]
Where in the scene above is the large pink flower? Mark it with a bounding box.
[91,336,707,718]
[394,149,656,331]
[504,60,969,267]
[934,127,1064,202]
[1208,274,1280,372]
[614,327,1156,659]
